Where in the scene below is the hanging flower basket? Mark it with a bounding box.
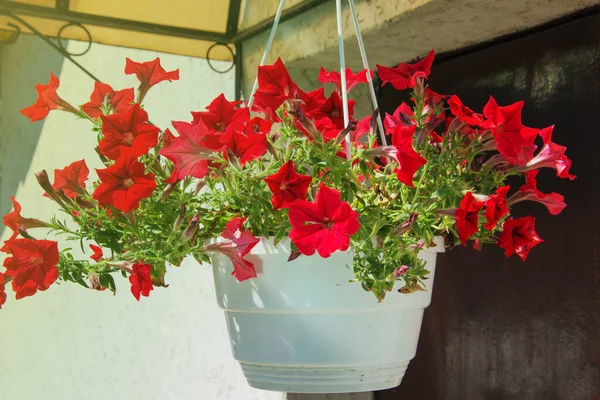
[2,48,573,393]
[211,236,444,393]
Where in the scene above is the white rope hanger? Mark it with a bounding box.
[246,0,286,110]
[246,0,388,158]
[347,0,387,147]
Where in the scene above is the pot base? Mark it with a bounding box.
[240,361,409,393]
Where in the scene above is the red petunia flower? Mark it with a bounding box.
[159,120,223,181]
[244,116,273,135]
[204,217,260,281]
[47,159,89,199]
[508,170,566,215]
[424,87,449,108]
[1,238,59,299]
[221,217,260,281]
[377,50,435,90]
[92,155,156,213]
[299,87,328,115]
[484,185,510,230]
[220,130,268,166]
[2,196,47,250]
[89,244,104,262]
[390,125,427,186]
[161,128,181,184]
[129,262,154,300]
[455,192,485,245]
[448,95,484,126]
[125,58,179,103]
[264,161,312,210]
[81,82,134,119]
[498,216,543,261]
[520,126,575,179]
[352,115,372,143]
[0,272,6,309]
[310,91,356,129]
[384,102,415,134]
[20,72,78,122]
[191,93,249,133]
[481,97,538,166]
[318,67,373,93]
[252,58,299,116]
[98,103,159,160]
[289,184,359,258]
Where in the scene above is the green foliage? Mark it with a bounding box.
[41,85,516,301]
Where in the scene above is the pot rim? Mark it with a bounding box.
[208,235,445,255]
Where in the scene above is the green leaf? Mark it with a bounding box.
[431,187,449,199]
[75,276,89,288]
[99,274,117,294]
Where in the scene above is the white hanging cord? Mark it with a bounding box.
[347,0,387,147]
[247,0,286,110]
[335,0,351,161]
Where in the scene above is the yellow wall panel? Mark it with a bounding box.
[0,14,234,60]
[69,0,229,33]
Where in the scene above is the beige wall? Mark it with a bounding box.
[0,36,285,400]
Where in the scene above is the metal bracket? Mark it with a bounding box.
[1,12,101,82]
[0,0,331,99]
[0,21,19,44]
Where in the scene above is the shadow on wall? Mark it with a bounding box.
[0,35,65,237]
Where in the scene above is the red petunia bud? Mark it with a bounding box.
[392,212,418,236]
[181,214,199,242]
[173,205,186,231]
[35,170,67,207]
[391,265,409,279]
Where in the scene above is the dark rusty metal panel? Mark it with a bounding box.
[377,11,600,400]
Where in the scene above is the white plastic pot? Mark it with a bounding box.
[210,237,444,393]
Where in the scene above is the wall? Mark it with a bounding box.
[0,36,286,400]
[377,11,600,400]
[240,0,598,99]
